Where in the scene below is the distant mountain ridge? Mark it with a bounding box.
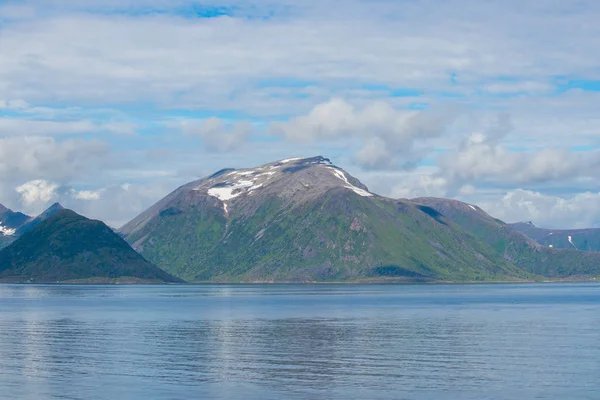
[412,198,600,278]
[16,202,65,236]
[119,156,600,282]
[3,157,600,284]
[0,204,31,249]
[0,209,181,283]
[509,221,600,252]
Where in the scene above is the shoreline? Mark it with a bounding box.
[0,277,597,285]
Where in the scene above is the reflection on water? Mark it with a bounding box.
[0,284,599,399]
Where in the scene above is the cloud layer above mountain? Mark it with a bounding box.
[1,0,600,228]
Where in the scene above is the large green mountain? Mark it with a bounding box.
[509,221,600,252]
[0,209,181,283]
[412,198,600,278]
[119,156,545,283]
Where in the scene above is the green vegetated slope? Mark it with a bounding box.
[126,189,531,282]
[413,198,600,278]
[0,209,181,283]
[121,157,536,282]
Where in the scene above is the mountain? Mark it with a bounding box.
[0,209,181,283]
[0,204,31,249]
[509,221,600,252]
[412,198,600,278]
[119,156,533,282]
[16,202,65,235]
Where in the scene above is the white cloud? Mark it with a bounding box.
[0,99,29,109]
[390,171,449,199]
[435,113,600,191]
[271,98,459,169]
[0,117,139,137]
[0,136,110,182]
[482,81,551,95]
[179,117,251,152]
[16,179,59,205]
[0,119,97,136]
[72,189,101,200]
[478,189,600,229]
[0,0,599,229]
[7,178,179,228]
[0,0,598,110]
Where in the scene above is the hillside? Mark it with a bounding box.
[0,209,181,283]
[120,156,532,282]
[412,198,600,278]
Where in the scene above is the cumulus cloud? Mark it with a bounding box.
[179,117,252,152]
[478,189,600,229]
[0,117,139,137]
[0,99,29,109]
[390,173,449,199]
[0,0,599,229]
[72,189,101,200]
[8,178,178,228]
[15,180,59,205]
[271,98,459,169]
[0,136,110,182]
[436,114,600,191]
[1,0,598,111]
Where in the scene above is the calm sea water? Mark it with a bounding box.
[0,283,598,400]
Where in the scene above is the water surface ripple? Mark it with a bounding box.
[0,283,598,399]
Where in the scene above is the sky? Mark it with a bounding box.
[1,0,600,228]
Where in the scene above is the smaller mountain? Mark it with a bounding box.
[0,204,31,249]
[412,197,600,278]
[16,202,65,236]
[0,209,181,283]
[510,221,600,252]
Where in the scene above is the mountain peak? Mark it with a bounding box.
[119,155,372,237]
[38,202,64,218]
[272,155,334,166]
[47,202,64,211]
[15,202,66,236]
[195,155,371,214]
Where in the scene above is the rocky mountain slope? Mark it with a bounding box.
[509,221,600,252]
[16,202,65,235]
[1,202,66,250]
[0,209,181,283]
[413,198,600,278]
[120,156,537,282]
[0,204,31,249]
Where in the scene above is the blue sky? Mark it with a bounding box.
[1,0,600,228]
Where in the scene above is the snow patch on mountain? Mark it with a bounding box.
[0,223,16,236]
[468,205,477,211]
[280,158,301,163]
[207,180,254,201]
[235,170,258,177]
[328,168,372,197]
[207,186,240,201]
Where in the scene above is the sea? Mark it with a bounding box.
[0,283,598,399]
